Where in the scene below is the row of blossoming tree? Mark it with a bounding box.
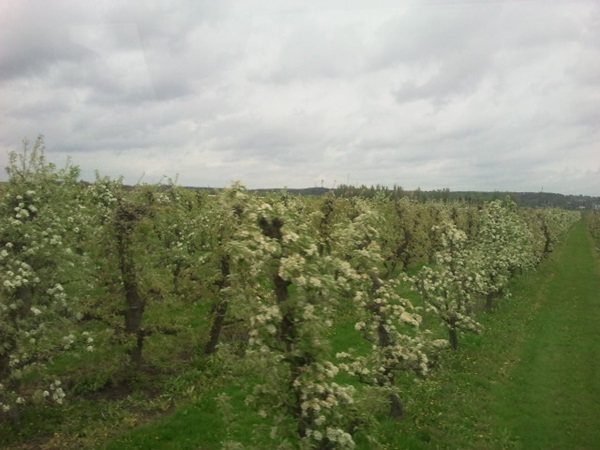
[0,138,580,448]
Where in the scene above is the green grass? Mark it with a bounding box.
[4,219,599,449]
[488,219,600,449]
[385,218,600,449]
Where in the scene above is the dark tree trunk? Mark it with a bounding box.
[317,196,335,257]
[398,229,413,273]
[119,243,145,367]
[486,293,495,311]
[204,256,230,355]
[115,203,147,368]
[370,273,405,421]
[389,393,404,421]
[172,259,183,295]
[204,299,229,355]
[448,327,459,350]
[259,215,311,438]
[542,223,552,255]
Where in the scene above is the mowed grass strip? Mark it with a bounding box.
[489,218,600,449]
[375,217,600,450]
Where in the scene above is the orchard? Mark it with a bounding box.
[0,138,584,449]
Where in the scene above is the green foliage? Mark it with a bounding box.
[0,148,584,448]
[225,186,360,449]
[413,199,579,349]
[332,200,445,422]
[0,136,92,416]
[473,199,536,309]
[414,217,483,349]
[588,211,600,251]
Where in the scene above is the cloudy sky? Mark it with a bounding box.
[1,0,599,195]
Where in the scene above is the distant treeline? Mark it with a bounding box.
[182,184,599,210]
[4,180,591,210]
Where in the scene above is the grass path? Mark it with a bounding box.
[488,218,600,449]
[388,218,600,450]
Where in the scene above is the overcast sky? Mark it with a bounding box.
[1,1,599,195]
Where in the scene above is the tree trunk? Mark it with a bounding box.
[172,259,182,296]
[204,256,230,355]
[120,253,145,367]
[448,327,459,350]
[389,392,404,421]
[259,215,311,438]
[543,223,552,255]
[115,203,147,368]
[370,273,405,421]
[486,293,495,311]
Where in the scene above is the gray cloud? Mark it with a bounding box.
[0,0,598,196]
